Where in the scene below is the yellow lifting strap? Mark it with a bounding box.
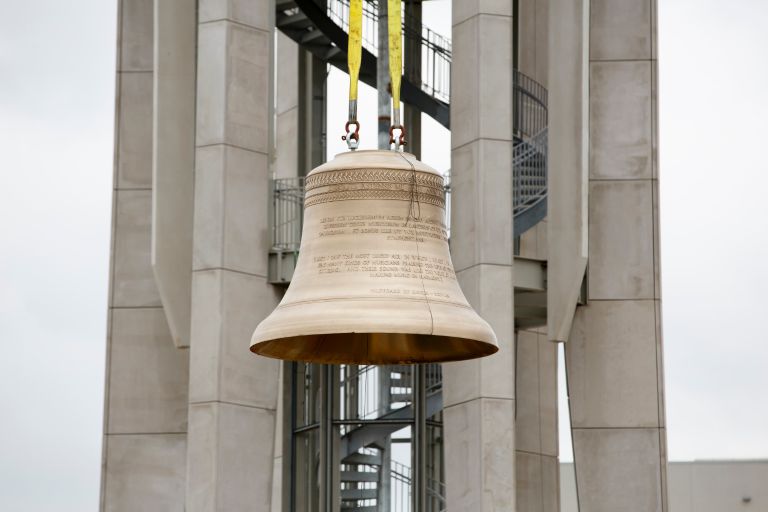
[387,0,402,125]
[343,0,363,148]
[347,0,363,108]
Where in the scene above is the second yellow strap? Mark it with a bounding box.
[387,0,402,123]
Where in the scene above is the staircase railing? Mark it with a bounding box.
[513,128,548,218]
[513,70,548,140]
[391,460,411,512]
[390,461,446,512]
[270,177,305,253]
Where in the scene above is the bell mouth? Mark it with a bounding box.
[250,332,498,365]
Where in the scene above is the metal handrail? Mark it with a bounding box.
[513,128,548,217]
[335,364,443,422]
[513,70,548,140]
[389,460,446,512]
[270,177,305,252]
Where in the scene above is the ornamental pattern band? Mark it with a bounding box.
[304,168,446,209]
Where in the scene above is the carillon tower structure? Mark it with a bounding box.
[100,1,668,511]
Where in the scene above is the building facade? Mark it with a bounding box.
[561,461,768,512]
[100,0,667,511]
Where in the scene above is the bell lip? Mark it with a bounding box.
[249,331,499,365]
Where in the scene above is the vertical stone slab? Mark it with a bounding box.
[547,0,588,343]
[152,0,197,348]
[444,2,516,511]
[565,0,669,510]
[187,2,280,511]
[515,329,559,512]
[101,1,190,510]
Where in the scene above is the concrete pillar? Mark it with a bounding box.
[100,0,189,510]
[566,0,668,510]
[443,2,516,512]
[186,1,281,511]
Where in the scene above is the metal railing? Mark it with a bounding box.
[513,128,548,218]
[337,364,443,422]
[513,70,548,140]
[511,71,548,231]
[270,129,547,249]
[426,478,446,512]
[326,0,451,103]
[390,461,446,512]
[270,177,305,252]
[443,171,452,240]
[271,136,547,246]
[268,65,547,249]
[391,460,412,512]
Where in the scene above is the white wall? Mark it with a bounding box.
[560,461,768,512]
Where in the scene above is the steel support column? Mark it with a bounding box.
[377,0,390,149]
[319,365,339,512]
[404,0,422,158]
[413,365,427,512]
[298,50,326,173]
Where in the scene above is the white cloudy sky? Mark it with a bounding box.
[1,0,767,510]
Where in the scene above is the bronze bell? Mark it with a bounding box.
[250,150,498,364]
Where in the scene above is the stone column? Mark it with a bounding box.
[100,0,190,510]
[566,0,668,511]
[186,1,282,511]
[443,2,516,512]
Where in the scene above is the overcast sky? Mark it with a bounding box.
[1,0,767,510]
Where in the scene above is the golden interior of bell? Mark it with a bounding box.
[251,332,499,365]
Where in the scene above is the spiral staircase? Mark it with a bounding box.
[273,2,549,511]
[337,364,444,512]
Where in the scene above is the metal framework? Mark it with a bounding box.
[274,0,548,237]
[273,5,551,512]
[286,363,445,512]
[327,0,451,103]
[276,0,451,128]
